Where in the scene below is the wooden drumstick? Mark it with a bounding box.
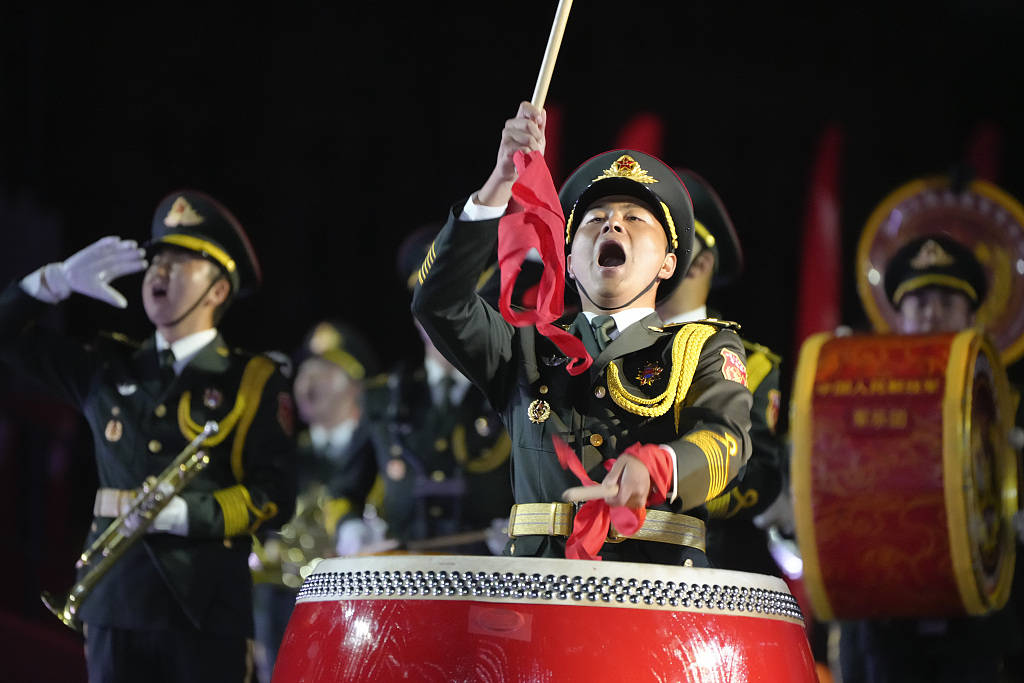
[531,0,574,109]
[562,482,618,504]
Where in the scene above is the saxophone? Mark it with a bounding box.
[41,420,219,632]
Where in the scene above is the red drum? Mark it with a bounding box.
[792,329,1018,620]
[272,555,816,682]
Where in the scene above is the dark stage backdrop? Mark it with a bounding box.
[1,1,1023,667]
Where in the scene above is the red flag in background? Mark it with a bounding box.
[543,103,565,185]
[794,123,844,355]
[614,111,665,159]
[498,149,591,375]
[965,120,1003,183]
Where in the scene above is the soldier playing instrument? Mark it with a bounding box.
[41,420,219,632]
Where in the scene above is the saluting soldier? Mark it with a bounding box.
[360,224,514,554]
[0,190,296,682]
[656,168,787,576]
[252,319,381,683]
[412,101,753,566]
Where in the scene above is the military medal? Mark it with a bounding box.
[104,419,123,442]
[475,416,492,437]
[203,388,223,409]
[635,362,663,386]
[527,399,551,424]
[386,458,406,481]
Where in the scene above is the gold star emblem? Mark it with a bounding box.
[163,197,205,227]
[593,154,659,184]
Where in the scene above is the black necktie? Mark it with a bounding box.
[158,348,176,381]
[592,315,617,351]
[436,374,455,411]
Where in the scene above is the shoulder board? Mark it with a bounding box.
[96,331,141,350]
[365,372,391,389]
[662,318,741,332]
[741,338,782,365]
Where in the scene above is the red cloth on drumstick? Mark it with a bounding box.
[497,149,591,375]
[553,437,674,560]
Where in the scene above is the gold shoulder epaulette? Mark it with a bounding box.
[700,317,742,331]
[742,338,782,365]
[98,331,141,349]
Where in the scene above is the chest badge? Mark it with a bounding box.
[386,458,407,481]
[203,388,223,409]
[116,382,137,396]
[104,419,123,442]
[635,362,663,386]
[527,399,551,424]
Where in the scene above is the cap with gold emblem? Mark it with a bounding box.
[295,319,379,381]
[857,174,1024,363]
[558,150,695,299]
[674,168,744,288]
[884,234,987,309]
[149,189,262,296]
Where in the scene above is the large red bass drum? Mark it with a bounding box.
[272,554,817,682]
[792,329,1018,620]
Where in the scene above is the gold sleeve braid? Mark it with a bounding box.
[190,356,281,536]
[605,323,718,431]
[683,430,739,501]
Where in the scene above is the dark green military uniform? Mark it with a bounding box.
[412,151,754,566]
[363,363,513,549]
[1,190,296,683]
[358,223,514,554]
[666,168,787,576]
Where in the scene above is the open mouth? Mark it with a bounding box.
[597,241,626,268]
[150,284,168,299]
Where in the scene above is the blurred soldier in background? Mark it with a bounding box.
[656,168,789,576]
[251,319,381,683]
[361,223,515,554]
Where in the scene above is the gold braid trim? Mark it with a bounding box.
[705,493,731,518]
[684,430,739,501]
[178,392,245,446]
[451,424,512,474]
[323,497,353,534]
[213,484,278,537]
[745,351,774,394]
[606,323,717,431]
[229,356,278,482]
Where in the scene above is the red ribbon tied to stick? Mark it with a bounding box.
[497,149,591,375]
[552,436,673,560]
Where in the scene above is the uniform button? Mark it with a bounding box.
[539,385,549,395]
[111,406,121,417]
[434,438,448,452]
[148,440,162,453]
[390,444,403,457]
[594,386,606,399]
[431,470,446,482]
[429,505,443,518]
[589,434,604,447]
[154,404,167,418]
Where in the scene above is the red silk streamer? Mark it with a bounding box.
[497,150,591,375]
[552,436,673,560]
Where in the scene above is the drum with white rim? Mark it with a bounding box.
[272,554,816,682]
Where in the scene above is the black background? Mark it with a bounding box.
[4,1,1023,373]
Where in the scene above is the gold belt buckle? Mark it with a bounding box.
[605,524,629,543]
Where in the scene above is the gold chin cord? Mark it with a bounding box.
[41,420,219,632]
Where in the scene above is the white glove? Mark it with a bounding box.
[486,517,510,556]
[20,236,148,308]
[335,517,387,556]
[148,483,189,536]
